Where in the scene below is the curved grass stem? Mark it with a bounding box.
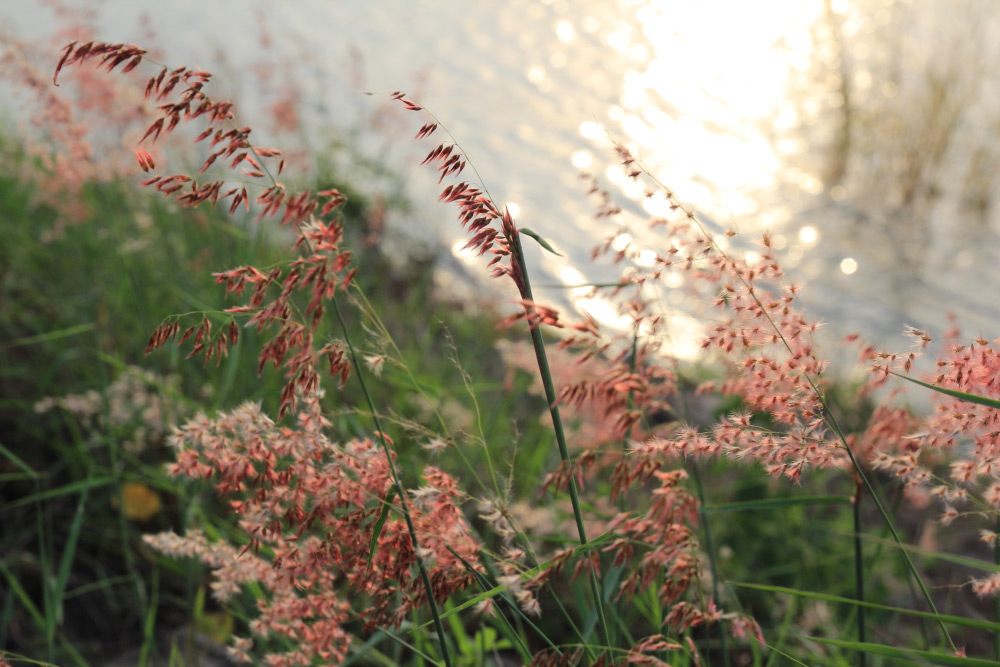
[509,232,613,651]
[853,477,867,667]
[690,463,730,667]
[631,159,956,655]
[331,294,454,667]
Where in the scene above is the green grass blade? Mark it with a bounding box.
[0,442,38,478]
[733,582,1000,632]
[52,485,91,619]
[854,532,1000,573]
[444,599,475,659]
[6,477,114,511]
[3,322,96,349]
[367,486,397,575]
[800,636,998,666]
[518,227,563,256]
[55,631,89,667]
[1,585,14,647]
[331,293,453,667]
[445,546,536,663]
[168,639,181,667]
[894,372,1000,410]
[0,561,45,630]
[509,231,611,649]
[355,627,443,667]
[412,531,615,631]
[343,632,399,667]
[138,569,159,667]
[62,575,134,601]
[700,495,852,513]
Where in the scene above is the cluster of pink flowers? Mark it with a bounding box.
[150,392,481,665]
[868,330,1000,595]
[1,27,152,236]
[570,144,1000,610]
[52,32,1000,665]
[399,98,764,652]
[54,40,361,421]
[49,44,490,664]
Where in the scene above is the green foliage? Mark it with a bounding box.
[0,144,514,663]
[2,120,997,665]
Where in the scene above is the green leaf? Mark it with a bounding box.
[367,486,397,575]
[519,227,563,256]
[0,561,45,631]
[732,582,1000,632]
[894,372,1000,410]
[701,495,851,514]
[5,477,115,511]
[800,636,999,666]
[53,486,90,615]
[854,532,1000,573]
[0,442,37,478]
[138,570,159,667]
[445,546,535,663]
[4,322,96,349]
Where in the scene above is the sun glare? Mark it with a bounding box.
[587,0,822,230]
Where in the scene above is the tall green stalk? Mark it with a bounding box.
[691,463,729,667]
[852,478,866,667]
[829,417,954,653]
[510,232,613,650]
[332,294,453,667]
[670,186,956,653]
[995,514,999,662]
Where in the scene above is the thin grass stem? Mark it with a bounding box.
[691,462,730,667]
[852,477,866,667]
[509,231,613,650]
[832,419,955,652]
[445,545,545,662]
[331,293,454,667]
[633,160,956,653]
[995,514,999,662]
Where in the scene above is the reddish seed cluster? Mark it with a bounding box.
[399,101,762,648]
[393,93,532,303]
[56,37,1000,664]
[574,142,1000,612]
[55,43,355,418]
[870,332,1000,543]
[53,41,147,86]
[149,394,483,664]
[5,33,160,232]
[575,145,849,483]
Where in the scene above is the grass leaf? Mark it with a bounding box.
[519,227,563,256]
[800,636,999,666]
[893,372,1000,410]
[6,477,115,511]
[53,485,90,617]
[0,442,38,478]
[411,531,616,632]
[3,323,96,349]
[0,561,46,631]
[701,495,852,513]
[367,485,397,575]
[733,582,1000,632]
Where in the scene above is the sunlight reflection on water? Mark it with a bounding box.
[9,0,1000,356]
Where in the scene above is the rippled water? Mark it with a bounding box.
[10,0,1000,356]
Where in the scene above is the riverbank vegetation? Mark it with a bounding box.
[3,31,1000,667]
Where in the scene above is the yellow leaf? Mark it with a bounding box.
[117,482,161,521]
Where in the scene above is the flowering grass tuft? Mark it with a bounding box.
[29,31,1000,667]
